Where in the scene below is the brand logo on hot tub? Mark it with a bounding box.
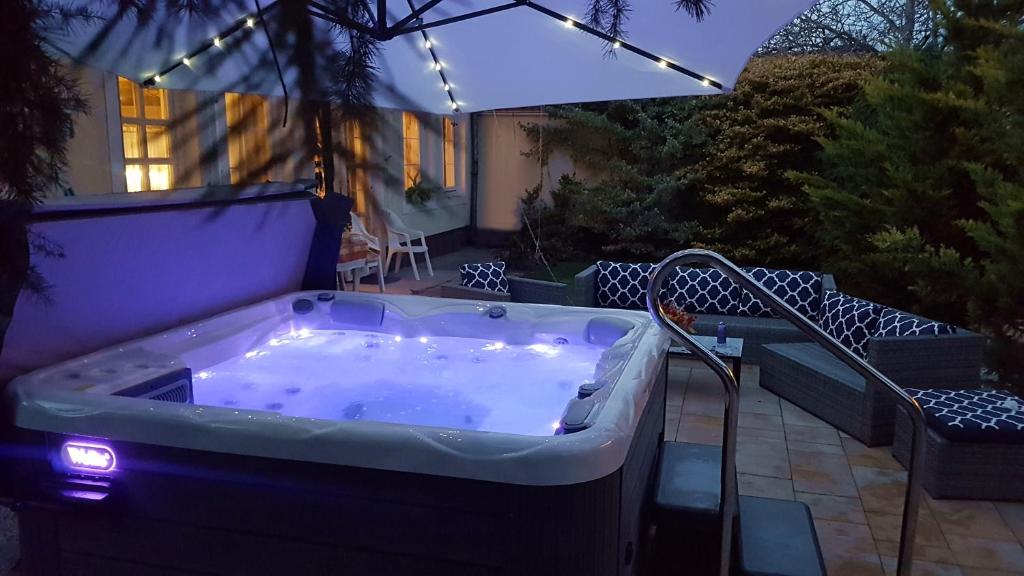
[61,442,116,472]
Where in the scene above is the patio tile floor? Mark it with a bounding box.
[667,356,1024,575]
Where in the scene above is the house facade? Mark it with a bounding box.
[53,65,582,254]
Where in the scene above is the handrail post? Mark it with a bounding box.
[646,249,926,576]
[647,263,739,576]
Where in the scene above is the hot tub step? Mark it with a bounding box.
[652,441,736,576]
[733,496,825,576]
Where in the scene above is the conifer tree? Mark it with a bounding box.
[689,54,881,267]
[794,0,1024,386]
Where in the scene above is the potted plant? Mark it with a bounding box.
[662,302,698,334]
[404,173,440,207]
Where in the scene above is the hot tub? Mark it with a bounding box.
[5,292,669,576]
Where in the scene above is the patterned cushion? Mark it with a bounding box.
[596,261,654,309]
[662,267,742,316]
[736,268,823,321]
[907,388,1024,443]
[876,308,956,337]
[817,291,883,359]
[460,262,509,294]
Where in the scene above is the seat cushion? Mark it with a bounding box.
[596,261,653,309]
[459,262,509,294]
[662,267,742,316]
[906,388,1024,443]
[876,308,956,337]
[817,291,883,359]
[735,268,823,321]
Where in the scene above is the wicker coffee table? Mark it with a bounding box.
[669,335,745,385]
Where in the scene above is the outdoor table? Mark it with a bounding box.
[669,335,745,386]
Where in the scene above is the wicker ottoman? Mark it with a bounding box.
[893,389,1024,501]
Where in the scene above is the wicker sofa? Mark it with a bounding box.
[573,262,837,364]
[760,293,985,446]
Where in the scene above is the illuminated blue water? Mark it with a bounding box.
[191,329,606,436]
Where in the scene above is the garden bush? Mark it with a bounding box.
[506,53,880,271]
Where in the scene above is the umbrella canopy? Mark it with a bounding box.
[46,0,815,114]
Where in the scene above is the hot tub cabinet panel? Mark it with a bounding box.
[15,360,666,576]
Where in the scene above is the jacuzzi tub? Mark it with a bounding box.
[5,292,669,576]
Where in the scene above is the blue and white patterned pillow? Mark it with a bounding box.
[876,308,956,337]
[662,267,742,316]
[460,262,509,294]
[906,388,1024,443]
[736,268,824,321]
[596,261,654,309]
[817,291,883,359]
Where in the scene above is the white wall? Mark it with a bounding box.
[333,109,470,240]
[475,110,583,233]
[62,66,114,197]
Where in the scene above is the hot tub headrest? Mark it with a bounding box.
[561,397,597,433]
[586,316,636,346]
[330,299,386,328]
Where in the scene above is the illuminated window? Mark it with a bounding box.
[225,92,271,184]
[443,117,456,190]
[402,112,420,189]
[347,120,369,211]
[118,77,173,192]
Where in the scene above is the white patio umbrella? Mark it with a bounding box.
[45,0,816,114]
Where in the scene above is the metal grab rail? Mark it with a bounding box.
[646,249,927,576]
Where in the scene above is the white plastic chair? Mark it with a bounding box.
[348,213,386,293]
[381,208,433,281]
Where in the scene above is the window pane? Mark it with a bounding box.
[149,165,173,191]
[404,165,420,190]
[225,92,270,184]
[122,124,142,159]
[404,137,420,165]
[118,77,138,118]
[146,125,171,158]
[443,117,455,189]
[143,87,168,119]
[125,164,145,192]
[402,112,419,138]
[403,112,420,190]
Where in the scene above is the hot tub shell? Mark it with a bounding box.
[5,292,669,575]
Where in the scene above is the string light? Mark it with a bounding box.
[419,28,461,115]
[523,3,722,91]
[143,2,282,87]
